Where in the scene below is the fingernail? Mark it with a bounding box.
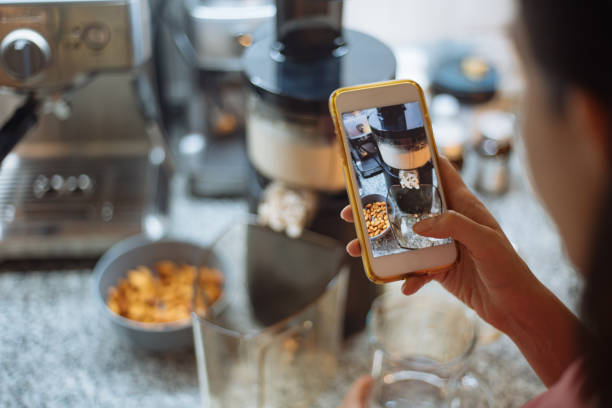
[413,216,438,233]
[346,241,359,256]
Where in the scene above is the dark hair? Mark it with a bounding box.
[581,189,612,406]
[520,1,612,110]
[519,1,612,405]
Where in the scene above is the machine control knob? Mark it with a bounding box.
[0,29,51,80]
[83,23,111,50]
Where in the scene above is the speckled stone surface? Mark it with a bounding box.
[0,157,583,407]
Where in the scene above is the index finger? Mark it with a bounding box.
[436,156,501,231]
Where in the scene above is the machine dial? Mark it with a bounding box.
[0,29,51,80]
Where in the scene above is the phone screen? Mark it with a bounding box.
[341,101,451,258]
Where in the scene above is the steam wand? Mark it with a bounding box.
[0,94,40,165]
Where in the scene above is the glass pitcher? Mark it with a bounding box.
[367,291,494,407]
[192,220,349,408]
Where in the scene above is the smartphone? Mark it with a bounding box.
[329,80,458,283]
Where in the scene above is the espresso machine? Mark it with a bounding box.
[0,0,170,259]
[243,0,396,335]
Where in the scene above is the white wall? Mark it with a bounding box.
[344,0,516,47]
[344,0,521,94]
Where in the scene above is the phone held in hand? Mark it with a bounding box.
[329,80,458,283]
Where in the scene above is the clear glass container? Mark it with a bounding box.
[246,92,345,192]
[192,220,349,408]
[368,292,493,408]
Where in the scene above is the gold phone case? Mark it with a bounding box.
[329,79,457,284]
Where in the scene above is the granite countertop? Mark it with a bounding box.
[0,155,583,407]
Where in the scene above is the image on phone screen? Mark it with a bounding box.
[342,102,451,258]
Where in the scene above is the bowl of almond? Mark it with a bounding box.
[361,194,391,239]
[93,236,225,351]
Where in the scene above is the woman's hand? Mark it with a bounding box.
[341,157,582,386]
[338,376,373,408]
[342,157,534,331]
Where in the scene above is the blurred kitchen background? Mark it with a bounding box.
[0,1,581,407]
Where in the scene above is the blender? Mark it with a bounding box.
[242,0,396,335]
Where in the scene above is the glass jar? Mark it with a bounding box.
[368,292,494,408]
[246,92,346,192]
[474,111,514,195]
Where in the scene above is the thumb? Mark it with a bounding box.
[339,376,374,408]
[413,210,500,258]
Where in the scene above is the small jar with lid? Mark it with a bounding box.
[473,110,514,194]
[434,121,466,171]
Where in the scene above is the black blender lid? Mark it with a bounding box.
[243,29,396,114]
[368,102,425,139]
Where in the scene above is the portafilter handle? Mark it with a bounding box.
[0,94,39,164]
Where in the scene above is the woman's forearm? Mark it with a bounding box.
[503,282,583,387]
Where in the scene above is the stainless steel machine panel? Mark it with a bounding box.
[0,71,169,259]
[0,155,152,258]
[0,0,151,91]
